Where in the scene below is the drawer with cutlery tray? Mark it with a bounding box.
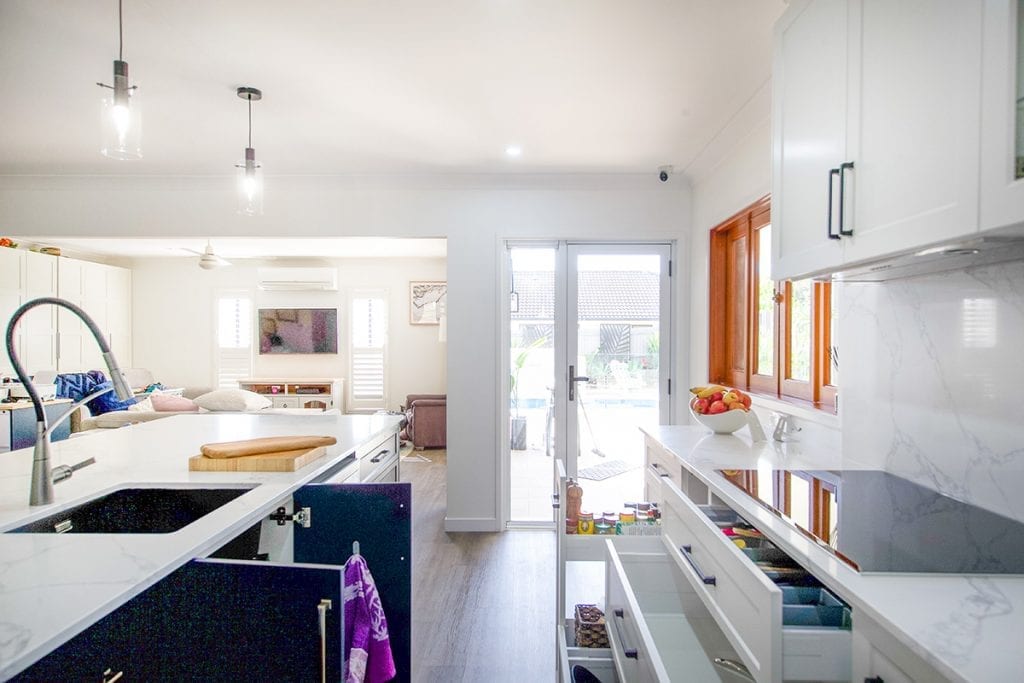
[602,537,755,682]
[659,477,852,682]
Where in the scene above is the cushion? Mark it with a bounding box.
[192,389,272,412]
[151,393,199,412]
[128,396,154,412]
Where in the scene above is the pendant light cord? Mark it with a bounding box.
[248,97,253,148]
[118,0,123,61]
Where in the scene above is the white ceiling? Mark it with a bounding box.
[0,0,785,176]
[22,237,447,261]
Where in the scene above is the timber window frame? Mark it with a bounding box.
[708,196,836,410]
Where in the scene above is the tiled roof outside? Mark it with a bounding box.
[511,271,659,320]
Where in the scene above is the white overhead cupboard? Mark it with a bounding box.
[772,0,988,281]
[0,250,131,378]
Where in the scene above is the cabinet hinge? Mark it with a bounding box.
[269,506,311,528]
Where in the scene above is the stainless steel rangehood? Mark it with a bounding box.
[829,235,1024,282]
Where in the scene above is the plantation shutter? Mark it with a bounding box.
[215,293,253,390]
[348,290,388,412]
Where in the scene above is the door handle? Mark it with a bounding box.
[370,448,390,463]
[838,161,855,236]
[568,365,590,402]
[317,598,332,683]
[827,167,841,240]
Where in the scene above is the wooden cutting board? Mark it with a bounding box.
[188,446,327,472]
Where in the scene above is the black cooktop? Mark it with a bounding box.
[717,469,1024,574]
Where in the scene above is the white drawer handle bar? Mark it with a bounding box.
[611,608,639,659]
[680,545,717,586]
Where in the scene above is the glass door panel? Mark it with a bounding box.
[566,245,671,517]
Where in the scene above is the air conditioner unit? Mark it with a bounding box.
[257,267,338,291]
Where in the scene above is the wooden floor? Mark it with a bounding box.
[402,449,556,683]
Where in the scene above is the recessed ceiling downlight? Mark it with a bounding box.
[505,145,522,158]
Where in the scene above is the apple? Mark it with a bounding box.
[710,392,723,403]
[694,398,710,414]
[722,391,740,405]
[708,400,728,415]
[740,394,751,409]
[728,403,747,411]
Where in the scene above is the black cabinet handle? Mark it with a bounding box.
[370,449,390,463]
[828,167,841,240]
[612,608,639,659]
[681,545,717,585]
[864,678,884,683]
[839,161,855,236]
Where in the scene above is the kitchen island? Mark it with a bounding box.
[0,411,404,680]
[642,425,1024,683]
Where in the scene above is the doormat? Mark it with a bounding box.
[577,460,637,481]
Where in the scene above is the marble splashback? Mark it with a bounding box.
[839,260,1024,523]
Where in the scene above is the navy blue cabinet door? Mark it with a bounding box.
[15,559,345,681]
[10,402,70,450]
[294,483,412,683]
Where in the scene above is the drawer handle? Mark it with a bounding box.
[680,545,716,586]
[714,658,753,681]
[370,448,390,463]
[649,462,670,477]
[611,609,639,659]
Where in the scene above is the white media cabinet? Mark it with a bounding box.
[237,378,345,412]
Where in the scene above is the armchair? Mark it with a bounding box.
[401,394,446,450]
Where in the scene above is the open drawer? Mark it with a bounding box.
[558,620,618,683]
[659,477,851,682]
[604,538,755,683]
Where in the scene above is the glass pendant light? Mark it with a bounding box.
[97,0,141,159]
[236,87,263,216]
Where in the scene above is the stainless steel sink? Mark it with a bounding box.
[5,486,256,534]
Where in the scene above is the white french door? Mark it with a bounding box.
[505,242,672,525]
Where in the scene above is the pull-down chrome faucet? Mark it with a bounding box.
[4,297,133,505]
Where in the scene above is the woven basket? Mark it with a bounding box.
[574,604,609,648]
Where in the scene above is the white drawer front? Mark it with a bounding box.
[358,432,399,482]
[645,440,681,488]
[605,544,658,683]
[660,476,852,682]
[660,477,782,683]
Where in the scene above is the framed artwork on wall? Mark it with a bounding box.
[410,281,446,325]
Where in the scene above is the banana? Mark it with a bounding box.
[689,385,708,395]
[697,384,725,399]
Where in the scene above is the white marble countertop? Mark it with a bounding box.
[0,412,402,680]
[643,425,1024,683]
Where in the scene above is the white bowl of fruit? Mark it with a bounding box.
[689,385,753,434]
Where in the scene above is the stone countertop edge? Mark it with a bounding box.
[642,425,1024,683]
[0,411,402,680]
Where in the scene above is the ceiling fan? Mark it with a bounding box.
[183,242,232,270]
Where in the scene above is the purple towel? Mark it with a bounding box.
[343,554,396,683]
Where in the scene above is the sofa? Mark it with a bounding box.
[401,394,446,449]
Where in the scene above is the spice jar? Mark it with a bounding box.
[578,511,594,534]
[595,520,613,535]
[619,510,636,523]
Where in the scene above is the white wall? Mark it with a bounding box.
[0,173,691,531]
[130,256,447,410]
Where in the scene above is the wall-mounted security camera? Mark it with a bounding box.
[658,165,673,182]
